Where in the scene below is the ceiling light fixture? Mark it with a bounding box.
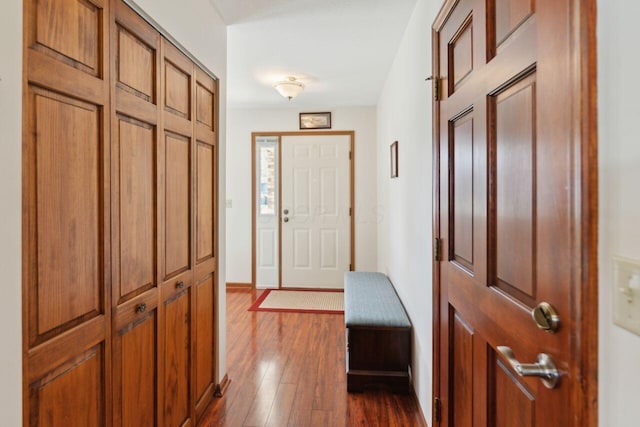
[273,76,304,101]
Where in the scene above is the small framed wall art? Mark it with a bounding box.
[299,112,332,130]
[390,140,398,178]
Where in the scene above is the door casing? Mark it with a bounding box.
[251,131,356,289]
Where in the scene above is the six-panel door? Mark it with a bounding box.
[436,0,575,425]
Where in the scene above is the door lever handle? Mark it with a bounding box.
[496,346,560,389]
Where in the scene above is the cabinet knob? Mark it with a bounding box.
[176,281,185,289]
[136,303,147,313]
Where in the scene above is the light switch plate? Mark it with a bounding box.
[226,199,232,208]
[613,256,640,336]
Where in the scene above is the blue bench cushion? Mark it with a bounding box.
[344,272,411,328]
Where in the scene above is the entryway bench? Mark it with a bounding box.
[344,272,412,393]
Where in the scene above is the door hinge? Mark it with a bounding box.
[434,397,442,422]
[434,237,442,261]
[349,151,352,160]
[433,78,441,101]
[349,207,352,216]
[425,76,441,101]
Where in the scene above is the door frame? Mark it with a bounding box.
[430,0,598,426]
[251,131,356,289]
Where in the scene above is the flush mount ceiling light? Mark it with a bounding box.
[273,76,305,100]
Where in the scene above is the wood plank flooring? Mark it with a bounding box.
[199,289,427,427]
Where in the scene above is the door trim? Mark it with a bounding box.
[251,131,355,289]
[430,0,598,426]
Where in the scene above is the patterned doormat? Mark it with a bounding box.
[248,289,344,314]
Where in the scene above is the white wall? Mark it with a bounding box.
[226,107,378,284]
[598,1,640,426]
[376,0,440,421]
[0,0,23,423]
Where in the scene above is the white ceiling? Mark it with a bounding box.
[210,0,419,109]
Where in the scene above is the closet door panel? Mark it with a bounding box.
[164,132,191,278]
[163,290,192,427]
[111,4,162,426]
[195,82,214,130]
[116,26,155,101]
[31,88,103,341]
[30,345,105,427]
[115,115,156,303]
[163,42,192,120]
[194,274,215,413]
[34,0,103,76]
[196,142,215,262]
[113,308,158,427]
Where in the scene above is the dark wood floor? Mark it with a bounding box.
[199,289,426,427]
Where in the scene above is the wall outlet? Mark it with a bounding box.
[613,256,640,336]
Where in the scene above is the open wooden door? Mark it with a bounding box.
[432,0,597,426]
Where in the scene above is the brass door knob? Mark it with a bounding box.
[532,302,560,333]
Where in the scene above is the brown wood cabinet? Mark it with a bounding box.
[22,0,219,425]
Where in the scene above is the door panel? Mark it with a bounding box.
[434,0,595,425]
[193,69,217,420]
[116,115,156,303]
[110,4,161,426]
[494,0,534,45]
[195,275,214,405]
[450,110,474,272]
[165,61,190,119]
[164,290,192,427]
[451,312,473,427]
[195,83,214,129]
[32,88,102,340]
[164,132,191,278]
[196,143,214,262]
[113,310,158,427]
[30,345,105,427]
[493,357,535,427]
[490,73,536,303]
[281,135,351,288]
[116,26,155,101]
[35,0,101,75]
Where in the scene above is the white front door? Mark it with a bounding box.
[281,135,351,288]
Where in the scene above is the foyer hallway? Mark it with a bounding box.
[200,290,426,426]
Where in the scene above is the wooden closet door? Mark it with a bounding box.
[160,39,195,427]
[193,69,218,420]
[22,0,111,425]
[110,1,162,426]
